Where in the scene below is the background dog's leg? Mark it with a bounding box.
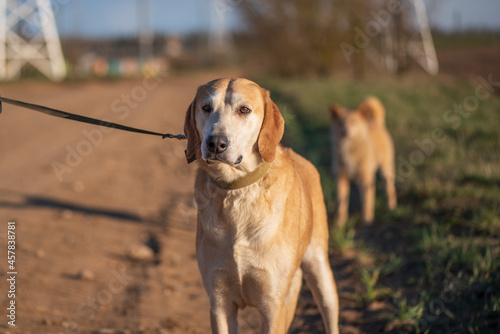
[336,173,350,226]
[302,246,340,334]
[381,159,397,210]
[359,178,375,225]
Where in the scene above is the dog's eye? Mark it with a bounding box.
[239,106,251,114]
[202,104,212,112]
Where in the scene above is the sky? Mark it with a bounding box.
[51,0,500,38]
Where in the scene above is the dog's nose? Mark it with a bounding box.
[207,135,229,154]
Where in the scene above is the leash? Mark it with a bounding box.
[0,96,187,140]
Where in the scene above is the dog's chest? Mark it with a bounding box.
[197,184,282,242]
[195,185,290,305]
[338,138,375,177]
[338,140,361,176]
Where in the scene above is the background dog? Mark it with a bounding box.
[184,78,339,333]
[330,97,397,226]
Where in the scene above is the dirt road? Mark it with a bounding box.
[0,71,370,334]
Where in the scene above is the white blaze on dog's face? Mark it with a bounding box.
[195,78,266,169]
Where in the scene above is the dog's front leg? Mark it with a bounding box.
[359,178,375,225]
[258,301,290,334]
[302,245,340,334]
[336,172,350,226]
[209,295,238,334]
[203,266,239,334]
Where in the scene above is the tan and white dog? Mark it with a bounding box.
[184,78,339,334]
[329,97,397,226]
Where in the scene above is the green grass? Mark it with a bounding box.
[253,74,500,333]
[397,298,424,323]
[359,268,393,303]
[330,220,356,251]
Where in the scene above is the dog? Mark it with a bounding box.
[184,78,339,333]
[329,97,397,226]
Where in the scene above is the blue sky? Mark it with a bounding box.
[426,0,500,31]
[53,0,500,38]
[56,0,208,37]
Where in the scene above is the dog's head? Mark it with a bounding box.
[329,97,383,140]
[329,104,364,140]
[184,78,284,173]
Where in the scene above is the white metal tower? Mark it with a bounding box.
[0,0,66,81]
[208,0,234,60]
[367,0,439,75]
[409,0,438,75]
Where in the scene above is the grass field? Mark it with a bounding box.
[255,74,500,333]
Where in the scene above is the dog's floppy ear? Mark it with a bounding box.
[329,104,344,121]
[258,89,284,162]
[183,97,200,163]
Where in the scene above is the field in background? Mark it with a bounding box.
[256,74,500,333]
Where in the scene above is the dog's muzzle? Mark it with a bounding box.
[204,135,242,165]
[206,135,229,155]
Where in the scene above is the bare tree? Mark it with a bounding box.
[239,0,438,77]
[239,0,350,76]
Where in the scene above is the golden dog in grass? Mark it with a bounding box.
[184,78,339,333]
[329,97,397,226]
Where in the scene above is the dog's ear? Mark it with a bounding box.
[358,102,374,121]
[183,97,200,163]
[358,96,385,126]
[329,104,344,121]
[258,89,284,162]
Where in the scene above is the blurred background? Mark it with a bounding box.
[1,0,499,79]
[1,0,499,333]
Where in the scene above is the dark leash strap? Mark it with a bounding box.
[0,96,186,140]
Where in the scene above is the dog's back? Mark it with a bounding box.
[285,148,329,248]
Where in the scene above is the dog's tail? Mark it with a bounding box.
[358,96,386,126]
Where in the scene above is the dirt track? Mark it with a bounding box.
[0,70,376,334]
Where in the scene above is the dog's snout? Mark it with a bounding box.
[207,135,229,154]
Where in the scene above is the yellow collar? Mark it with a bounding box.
[209,162,270,190]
